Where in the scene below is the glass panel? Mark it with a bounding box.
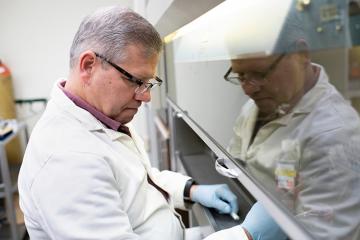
[165,0,360,239]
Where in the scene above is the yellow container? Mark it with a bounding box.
[0,60,22,165]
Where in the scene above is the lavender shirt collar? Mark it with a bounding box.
[58,81,130,135]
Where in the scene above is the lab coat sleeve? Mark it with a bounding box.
[30,151,140,240]
[203,225,249,240]
[298,129,360,239]
[150,168,191,209]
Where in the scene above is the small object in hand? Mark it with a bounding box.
[230,212,240,221]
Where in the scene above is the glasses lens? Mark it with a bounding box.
[227,72,266,85]
[227,77,241,85]
[135,79,161,94]
[226,71,242,85]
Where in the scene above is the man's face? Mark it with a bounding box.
[231,53,306,118]
[87,45,159,124]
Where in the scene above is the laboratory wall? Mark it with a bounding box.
[0,0,133,131]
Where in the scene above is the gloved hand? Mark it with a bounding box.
[241,202,287,240]
[190,184,238,214]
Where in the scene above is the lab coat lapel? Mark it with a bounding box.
[50,80,104,132]
[102,123,152,172]
[235,101,258,154]
[127,124,153,171]
[52,80,151,171]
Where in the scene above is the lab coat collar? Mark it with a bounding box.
[59,81,122,131]
[50,80,120,135]
[271,64,330,126]
[51,80,135,141]
[102,127,131,141]
[51,80,151,170]
[293,64,329,114]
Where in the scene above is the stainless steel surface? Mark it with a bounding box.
[167,106,178,172]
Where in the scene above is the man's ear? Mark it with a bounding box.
[294,39,311,65]
[78,51,97,82]
[295,38,309,52]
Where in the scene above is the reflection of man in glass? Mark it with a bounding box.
[224,13,360,240]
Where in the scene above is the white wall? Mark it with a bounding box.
[0,0,133,100]
[133,0,173,24]
[0,0,134,133]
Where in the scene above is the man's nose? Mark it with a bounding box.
[241,80,261,96]
[135,90,151,102]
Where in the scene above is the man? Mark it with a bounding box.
[223,16,360,240]
[18,6,284,240]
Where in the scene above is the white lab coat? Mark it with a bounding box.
[227,64,360,240]
[18,81,191,240]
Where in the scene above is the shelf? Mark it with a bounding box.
[0,223,27,240]
[348,89,360,98]
[0,192,27,240]
[0,121,27,240]
[347,79,360,98]
[0,165,21,198]
[0,122,25,146]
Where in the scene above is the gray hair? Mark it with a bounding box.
[69,6,163,68]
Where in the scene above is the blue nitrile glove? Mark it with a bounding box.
[241,202,287,240]
[191,184,238,214]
